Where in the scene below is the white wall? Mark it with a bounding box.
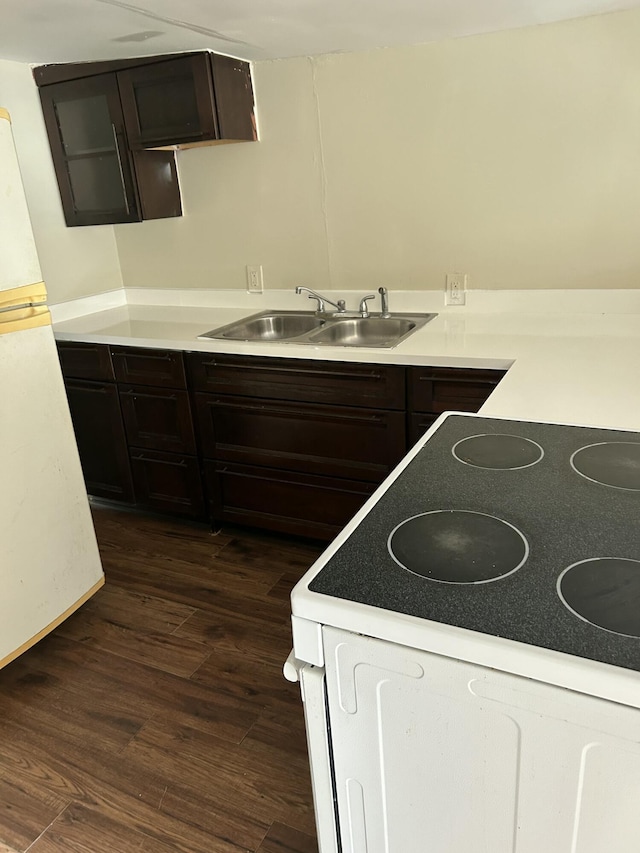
[0,60,123,303]
[114,56,331,293]
[115,7,640,293]
[3,8,640,299]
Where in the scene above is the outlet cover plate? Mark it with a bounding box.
[445,273,467,306]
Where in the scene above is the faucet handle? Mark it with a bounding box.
[358,294,376,318]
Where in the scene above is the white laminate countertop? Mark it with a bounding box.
[51,288,640,432]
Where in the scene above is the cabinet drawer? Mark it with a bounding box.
[119,385,196,454]
[112,347,187,388]
[207,461,375,540]
[187,354,406,409]
[64,378,133,502]
[57,341,115,381]
[408,367,505,414]
[130,449,205,519]
[193,394,406,482]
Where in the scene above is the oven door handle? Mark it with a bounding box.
[283,648,304,682]
[290,658,340,853]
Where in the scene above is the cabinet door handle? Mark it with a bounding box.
[111,124,130,215]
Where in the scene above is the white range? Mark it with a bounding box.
[288,411,640,853]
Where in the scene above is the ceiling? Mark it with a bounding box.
[2,0,640,65]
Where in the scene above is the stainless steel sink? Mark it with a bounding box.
[199,311,326,341]
[306,317,418,348]
[199,310,437,348]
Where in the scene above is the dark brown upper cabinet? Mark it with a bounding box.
[38,73,181,227]
[34,51,255,226]
[118,53,256,149]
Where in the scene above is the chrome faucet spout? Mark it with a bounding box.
[295,286,346,314]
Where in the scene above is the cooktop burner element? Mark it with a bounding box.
[388,509,529,583]
[452,433,544,470]
[557,558,640,638]
[571,442,640,491]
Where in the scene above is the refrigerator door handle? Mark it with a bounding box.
[0,282,50,336]
[0,281,48,311]
[0,303,50,335]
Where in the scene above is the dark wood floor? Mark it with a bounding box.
[0,507,324,853]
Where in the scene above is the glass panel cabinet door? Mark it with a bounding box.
[39,74,140,226]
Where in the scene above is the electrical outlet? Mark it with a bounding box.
[445,273,467,306]
[246,264,264,293]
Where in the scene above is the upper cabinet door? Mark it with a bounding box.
[209,54,257,143]
[118,54,218,147]
[39,74,141,227]
[118,53,256,148]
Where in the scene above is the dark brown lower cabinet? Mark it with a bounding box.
[64,378,134,502]
[207,461,375,540]
[130,449,205,518]
[117,380,204,518]
[58,343,203,518]
[58,342,507,537]
[187,353,409,538]
[407,366,506,445]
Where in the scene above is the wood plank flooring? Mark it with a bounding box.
[0,507,323,853]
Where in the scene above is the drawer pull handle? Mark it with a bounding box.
[211,399,386,423]
[202,360,383,382]
[122,390,178,401]
[417,374,500,385]
[132,454,188,467]
[64,344,103,353]
[68,381,110,395]
[115,352,174,362]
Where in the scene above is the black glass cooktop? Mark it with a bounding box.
[309,415,640,673]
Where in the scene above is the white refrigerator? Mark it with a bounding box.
[0,107,104,669]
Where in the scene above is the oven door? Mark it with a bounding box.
[285,652,340,853]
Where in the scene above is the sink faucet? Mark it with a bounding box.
[358,294,376,318]
[295,286,346,314]
[378,287,391,318]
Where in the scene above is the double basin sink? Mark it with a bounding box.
[199,310,437,348]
